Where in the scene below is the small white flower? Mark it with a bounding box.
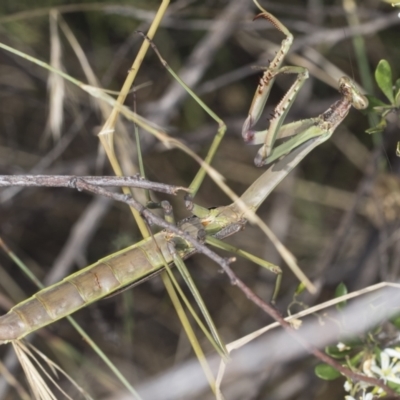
[370,351,400,385]
[344,380,352,392]
[384,347,400,360]
[344,396,355,400]
[337,342,349,351]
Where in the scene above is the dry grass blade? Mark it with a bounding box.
[12,340,94,400]
[45,10,64,142]
[0,360,31,400]
[12,341,69,400]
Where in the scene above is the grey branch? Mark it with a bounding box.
[0,175,187,195]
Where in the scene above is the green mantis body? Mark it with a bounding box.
[0,4,368,344]
[0,204,241,343]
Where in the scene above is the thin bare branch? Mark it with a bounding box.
[0,175,188,195]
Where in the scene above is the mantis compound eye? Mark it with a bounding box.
[339,76,369,110]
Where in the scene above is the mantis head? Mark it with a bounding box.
[339,76,369,110]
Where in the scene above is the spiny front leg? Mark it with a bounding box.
[242,10,293,145]
[237,77,368,215]
[254,66,309,167]
[242,9,310,167]
[253,77,369,168]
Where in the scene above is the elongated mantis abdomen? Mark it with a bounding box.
[0,232,177,341]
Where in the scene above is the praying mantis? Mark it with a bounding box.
[0,0,368,371]
[0,2,371,398]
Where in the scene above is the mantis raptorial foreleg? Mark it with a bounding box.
[241,1,309,163]
[244,1,368,168]
[241,7,309,164]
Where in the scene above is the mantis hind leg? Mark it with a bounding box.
[206,236,282,303]
[160,201,227,357]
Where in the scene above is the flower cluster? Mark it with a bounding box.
[344,348,400,400]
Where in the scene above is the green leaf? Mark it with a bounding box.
[390,314,400,329]
[365,118,387,134]
[395,78,400,95]
[365,95,388,114]
[294,282,306,296]
[348,351,364,367]
[315,364,341,380]
[397,142,400,157]
[335,283,348,298]
[373,347,382,362]
[335,283,348,310]
[375,60,394,104]
[325,345,350,359]
[395,88,400,108]
[388,380,400,393]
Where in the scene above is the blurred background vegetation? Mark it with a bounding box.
[0,0,399,399]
